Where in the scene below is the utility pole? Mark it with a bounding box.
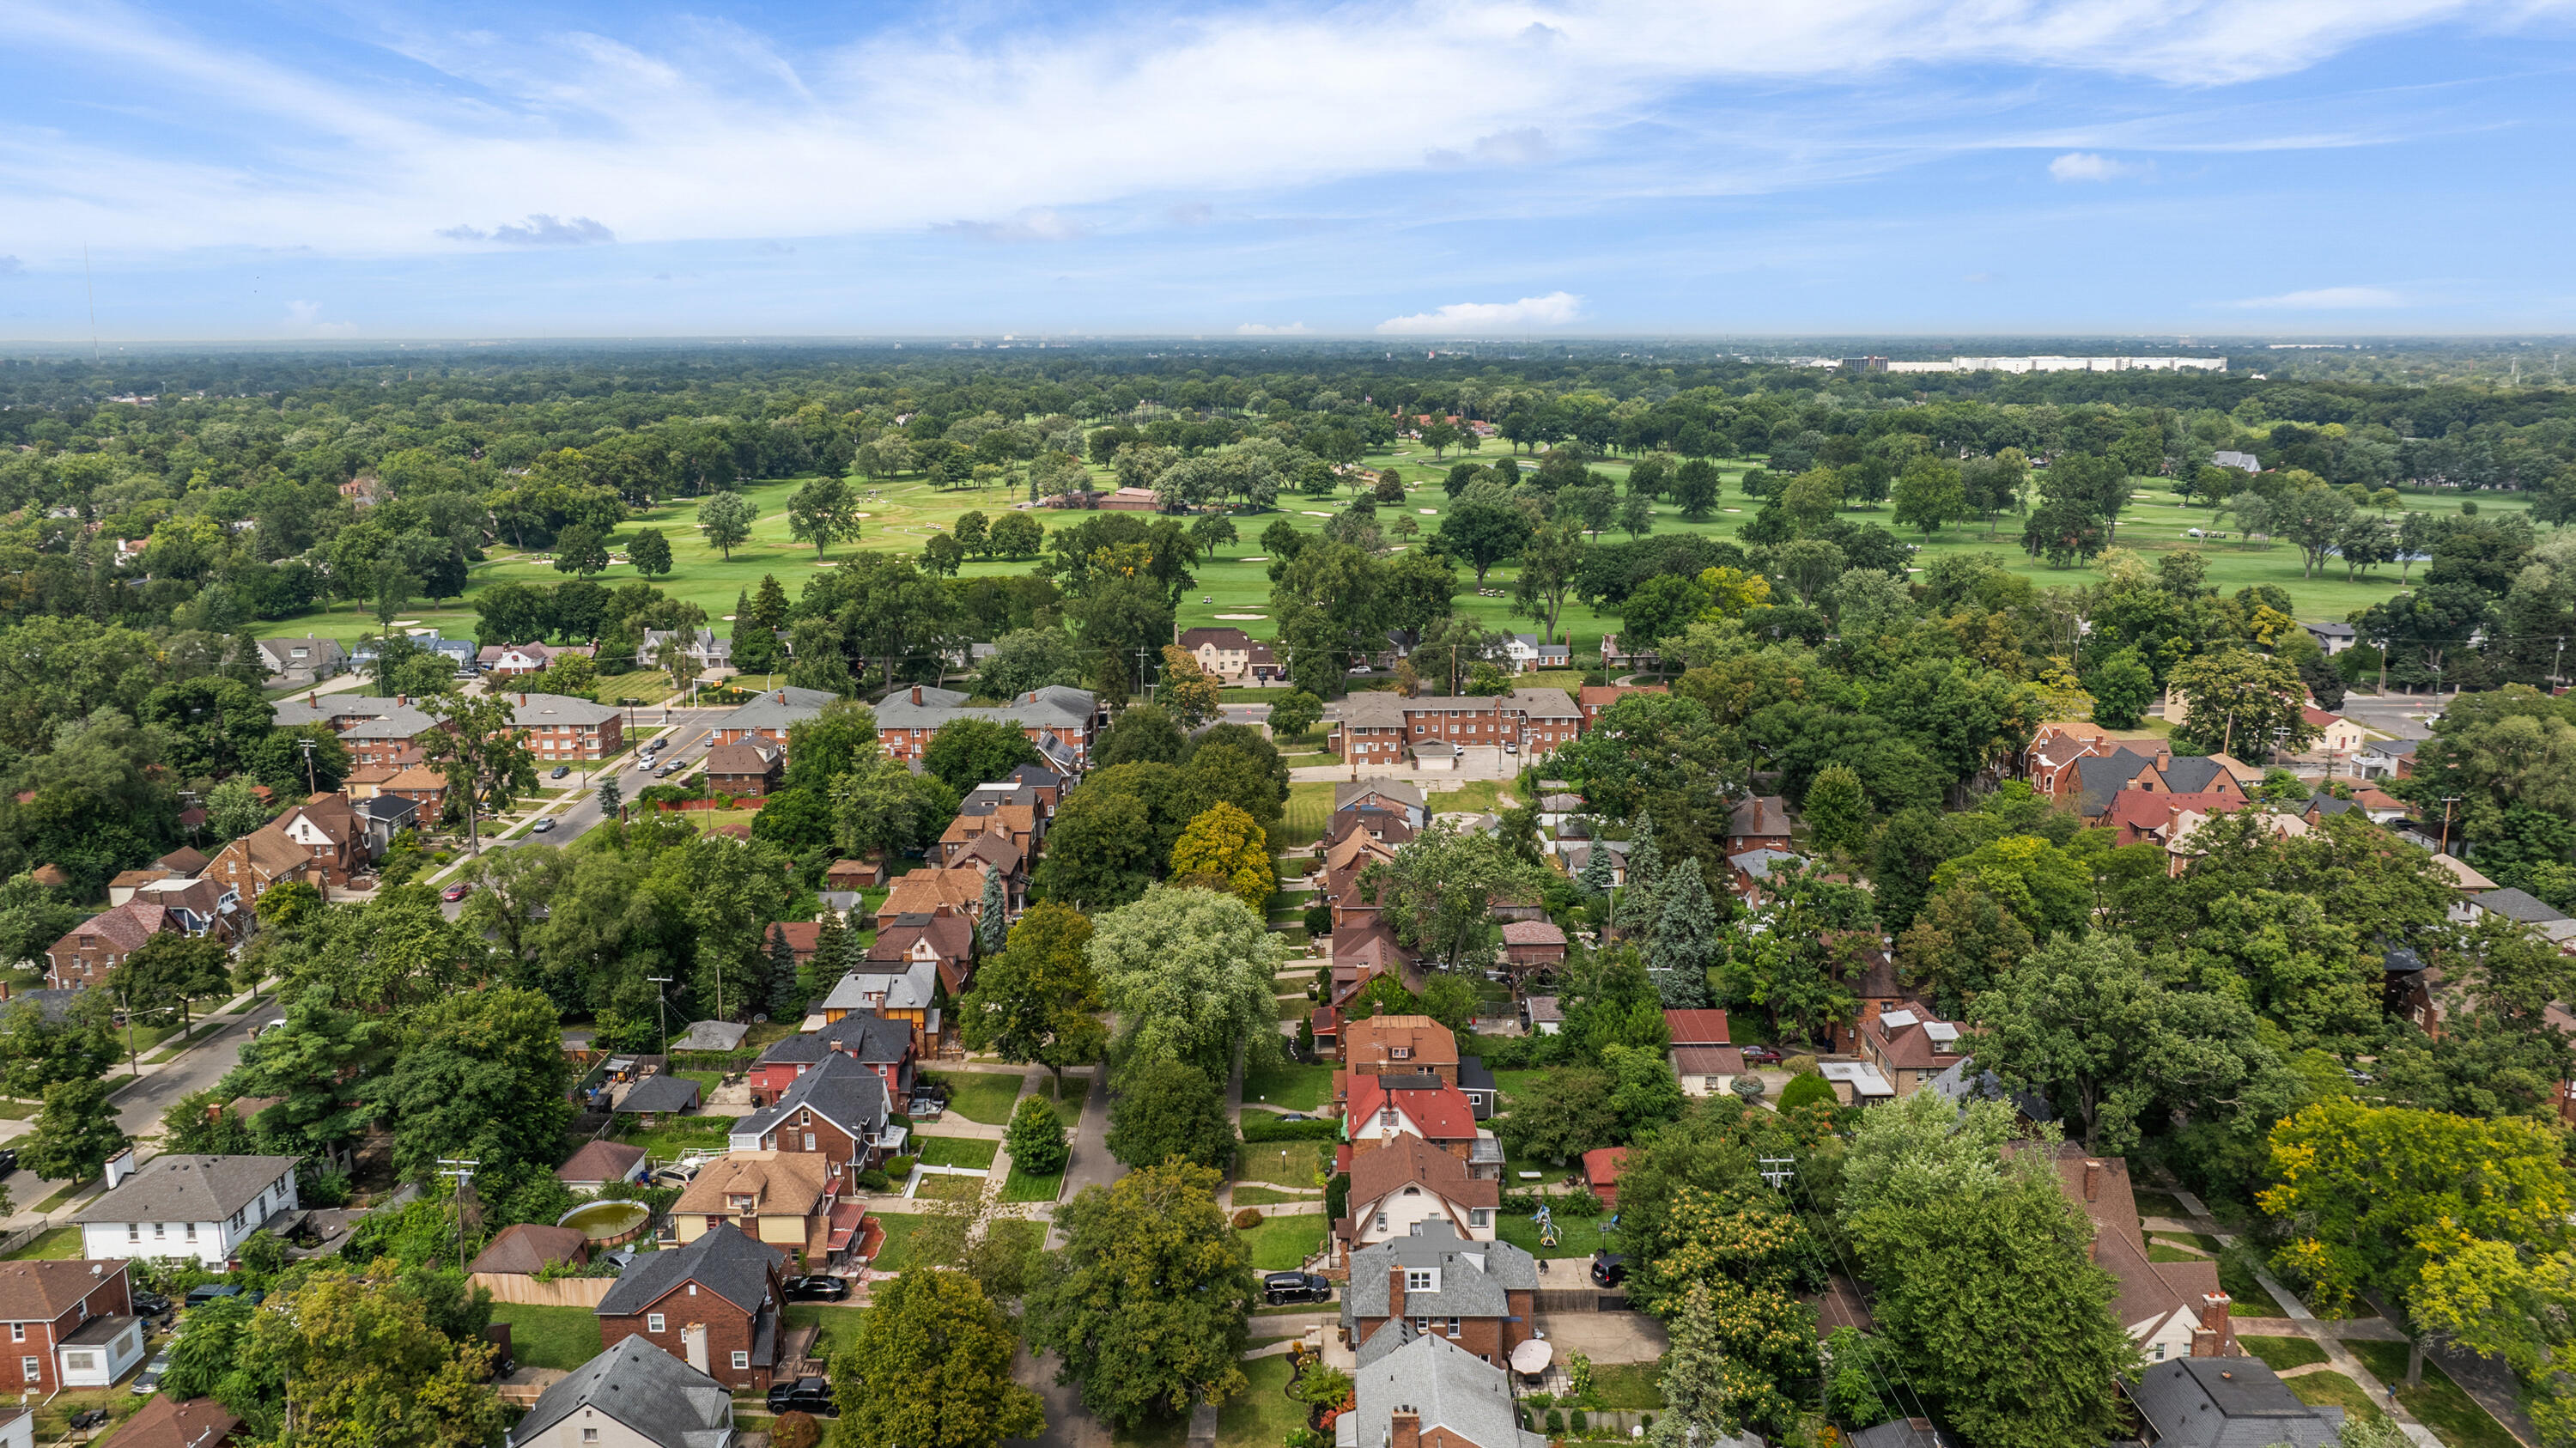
[436,1159,480,1276]
[647,976,673,1055]
[2555,637,2567,694]
[299,737,317,797]
[1758,1157,1796,1190]
[2439,796,2463,855]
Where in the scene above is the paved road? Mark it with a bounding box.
[111,1003,271,1138]
[2337,690,2453,743]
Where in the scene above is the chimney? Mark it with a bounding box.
[2082,1159,2104,1202]
[307,692,318,707]
[396,695,407,708]
[519,693,529,707]
[2199,1293,2234,1355]
[1388,1264,1406,1321]
[1390,1411,1420,1448]
[776,690,787,703]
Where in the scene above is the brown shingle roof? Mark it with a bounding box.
[1344,1014,1460,1072]
[556,1140,647,1185]
[0,1259,127,1322]
[103,1395,241,1448]
[467,1223,590,1275]
[52,900,171,956]
[673,1152,831,1218]
[1499,920,1566,946]
[1343,1136,1494,1241]
[1662,1009,1731,1045]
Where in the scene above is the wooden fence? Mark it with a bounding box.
[471,1273,616,1307]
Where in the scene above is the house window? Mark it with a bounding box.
[804,1134,817,1151]
[1374,1212,1388,1232]
[17,1358,33,1382]
[6,1325,18,1342]
[1469,1209,1492,1228]
[732,1350,750,1371]
[1413,1317,1430,1333]
[1389,1046,1411,1060]
[185,1224,197,1243]
[583,1431,599,1444]
[64,1352,94,1373]
[153,1224,165,1240]
[1406,1269,1434,1292]
[647,1313,665,1334]
[126,1225,138,1243]
[1448,1318,1461,1335]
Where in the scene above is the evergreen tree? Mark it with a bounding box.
[1577,836,1617,900]
[764,924,800,1021]
[977,870,1009,956]
[809,916,847,1002]
[1805,763,1868,857]
[594,774,622,820]
[1649,867,1720,1008]
[750,574,791,631]
[1619,814,1666,944]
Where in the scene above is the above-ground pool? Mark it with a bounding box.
[558,1200,652,1247]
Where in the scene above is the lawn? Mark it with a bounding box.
[616,1116,739,1157]
[2216,1244,2275,1309]
[2348,1339,2518,1448]
[1230,1185,1322,1207]
[1426,780,1506,815]
[1034,1073,1089,1128]
[592,669,677,704]
[785,1302,870,1359]
[1000,1162,1065,1203]
[1242,1060,1334,1112]
[1234,1140,1329,1189]
[2239,1334,2330,1372]
[1583,1363,1664,1411]
[925,1070,1025,1125]
[490,1304,605,1371]
[2130,1188,2193,1220]
[2287,1370,2388,1424]
[1495,1210,1613,1262]
[2,1227,84,1261]
[1281,782,1335,849]
[32,1388,150,1443]
[1238,1214,1327,1271]
[30,1178,97,1215]
[0,1098,34,1119]
[915,1135,1001,1170]
[1215,1354,1303,1448]
[867,1214,932,1272]
[912,1173,986,1202]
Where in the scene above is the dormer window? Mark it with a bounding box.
[1389,1046,1411,1060]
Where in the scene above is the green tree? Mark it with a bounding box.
[1648,867,1722,1008]
[1096,704,1187,768]
[20,1076,129,1183]
[1030,787,1157,910]
[161,1088,260,1156]
[1105,1057,1232,1170]
[2084,647,2154,730]
[221,985,391,1158]
[422,693,539,855]
[1674,459,1722,520]
[113,932,234,1030]
[1512,522,1585,645]
[1355,824,1550,973]
[0,991,118,1099]
[1005,1093,1071,1176]
[1090,886,1285,1076]
[242,1261,506,1448]
[1840,1092,2139,1448]
[1167,802,1273,912]
[1495,1067,1620,1162]
[206,776,270,840]
[787,476,856,557]
[626,526,673,577]
[766,923,801,1019]
[1929,834,2092,941]
[1892,457,1965,537]
[551,522,610,578]
[0,872,77,971]
[160,1294,276,1420]
[1265,690,1322,743]
[1429,486,1532,587]
[1024,1159,1255,1427]
[2166,647,2319,759]
[958,901,1106,1083]
[835,1269,1044,1448]
[369,985,573,1185]
[922,718,1043,796]
[1803,762,1868,857]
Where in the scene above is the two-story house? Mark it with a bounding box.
[728,1053,898,1171]
[866,913,975,1000]
[703,743,783,798]
[1341,1333,1547,1448]
[478,642,592,678]
[817,959,944,1051]
[1343,1226,1540,1370]
[1859,1007,1967,1098]
[0,1260,145,1394]
[747,1013,916,1110]
[874,685,1098,769]
[672,1152,844,1267]
[1343,1074,1499,1177]
[1177,627,1259,682]
[42,899,177,989]
[1338,1137,1498,1252]
[73,1155,301,1267]
[507,1335,736,1448]
[594,1224,787,1391]
[505,692,626,762]
[1340,1013,1458,1079]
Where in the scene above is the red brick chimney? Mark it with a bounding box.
[1391,1411,1420,1448]
[911,686,923,705]
[2083,1159,2104,1202]
[2195,1293,2234,1356]
[1388,1265,1406,1321]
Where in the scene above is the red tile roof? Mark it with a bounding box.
[1662,1009,1731,1045]
[1346,1073,1477,1141]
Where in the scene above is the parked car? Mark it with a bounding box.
[131,1349,170,1395]
[767,1377,835,1415]
[1263,1271,1333,1305]
[184,1283,243,1309]
[1274,1112,1312,1123]
[654,761,680,777]
[1736,1045,1783,1065]
[550,764,570,779]
[531,818,556,833]
[783,1275,851,1302]
[129,1291,171,1319]
[648,1165,698,1188]
[441,883,472,903]
[0,1148,18,1177]
[1589,1252,1627,1287]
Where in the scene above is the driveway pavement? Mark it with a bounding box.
[1530,1312,1669,1365]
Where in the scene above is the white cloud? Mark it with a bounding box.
[282,300,355,333]
[1376,292,1584,333]
[2048,151,2135,181]
[1236,321,1311,334]
[437,215,617,246]
[0,0,2557,259]
[2229,285,2410,308]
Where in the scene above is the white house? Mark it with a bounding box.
[1503,634,1571,673]
[72,1154,300,1267]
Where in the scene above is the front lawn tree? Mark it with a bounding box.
[957,901,1108,1084]
[1004,1094,1071,1176]
[1104,1058,1232,1170]
[422,694,539,855]
[1089,885,1285,1078]
[835,1268,1044,1448]
[113,933,235,1031]
[21,1076,129,1184]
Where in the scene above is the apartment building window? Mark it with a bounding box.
[7,1325,19,1343]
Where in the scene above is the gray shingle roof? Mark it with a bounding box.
[506,691,623,727]
[614,1074,703,1115]
[713,685,841,733]
[2162,756,2227,794]
[876,684,1095,733]
[73,1154,296,1225]
[2476,886,2570,924]
[1344,1225,1536,1326]
[2125,1357,2342,1448]
[732,1051,889,1147]
[595,1223,783,1318]
[754,1013,912,1068]
[1335,779,1425,811]
[1340,1332,1543,1448]
[2075,749,2158,816]
[509,1335,735,1448]
[820,960,939,1013]
[1508,687,1579,720]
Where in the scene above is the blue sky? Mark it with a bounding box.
[2,0,2573,340]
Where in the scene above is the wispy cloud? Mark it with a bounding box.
[0,256,22,277]
[1426,128,1554,168]
[2048,151,2138,181]
[1236,321,1311,334]
[2229,285,2410,308]
[438,215,617,246]
[933,210,1091,244]
[283,300,355,333]
[1377,292,1583,333]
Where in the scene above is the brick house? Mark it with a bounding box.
[2028,1144,2240,1365]
[504,692,625,762]
[1177,627,1259,681]
[1338,1137,1498,1250]
[1498,921,1566,972]
[747,1013,916,1109]
[708,686,840,752]
[671,1152,846,1267]
[1341,1013,1458,1079]
[1321,691,1584,767]
[1725,796,1793,854]
[593,1224,787,1391]
[874,685,1099,768]
[728,1053,896,1171]
[43,900,177,989]
[866,913,975,998]
[1343,1225,1539,1369]
[1576,683,1665,729]
[0,1260,145,1394]
[703,742,784,798]
[1344,1074,1498,1176]
[876,870,986,929]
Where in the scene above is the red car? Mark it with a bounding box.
[440,883,472,903]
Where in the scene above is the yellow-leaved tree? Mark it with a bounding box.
[1168,801,1273,911]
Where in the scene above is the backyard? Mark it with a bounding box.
[489,1304,605,1371]
[1241,1060,1334,1113]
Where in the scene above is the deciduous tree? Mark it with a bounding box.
[1091,886,1285,1076]
[957,901,1107,1083]
[835,1269,1045,1448]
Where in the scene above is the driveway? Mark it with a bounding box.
[1530,1311,1669,1365]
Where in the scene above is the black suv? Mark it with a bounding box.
[782,1275,851,1302]
[767,1376,835,1415]
[1589,1252,1628,1288]
[1263,1271,1332,1305]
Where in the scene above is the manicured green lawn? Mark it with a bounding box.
[1242,1061,1334,1112]
[1238,1215,1327,1271]
[2239,1334,2329,1372]
[925,1070,1025,1126]
[1495,1210,1613,1262]
[912,1173,984,1202]
[1426,780,1506,815]
[2287,1369,2387,1423]
[592,669,677,703]
[2216,1245,2275,1309]
[1281,782,1335,849]
[1215,1354,1303,1448]
[867,1214,931,1272]
[2,1228,84,1261]
[1230,1185,1322,1207]
[616,1116,738,1157]
[784,1302,870,1359]
[1000,1163,1064,1202]
[1582,1363,1664,1410]
[2348,1339,2518,1448]
[490,1304,605,1371]
[914,1135,1001,1169]
[1233,1141,1329,1189]
[1035,1073,1089,1128]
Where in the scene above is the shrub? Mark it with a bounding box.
[1233,1208,1264,1229]
[298,1167,354,1208]
[1303,904,1334,935]
[1780,1054,1819,1076]
[1777,1071,1838,1113]
[1569,1408,1589,1433]
[770,1411,822,1448]
[1323,1173,1349,1221]
[1545,1409,1565,1435]
[883,1155,918,1181]
[1004,1093,1070,1175]
[1555,1189,1603,1219]
[1729,1075,1767,1102]
[855,1167,891,1191]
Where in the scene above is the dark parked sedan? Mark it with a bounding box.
[129,1291,171,1318]
[767,1376,835,1415]
[1263,1271,1333,1305]
[184,1283,242,1309]
[783,1275,851,1302]
[0,1147,18,1176]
